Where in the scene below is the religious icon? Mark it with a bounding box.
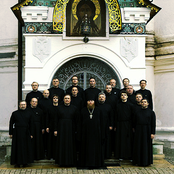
[66,0,106,37]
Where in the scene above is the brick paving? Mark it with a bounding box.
[0,159,174,174]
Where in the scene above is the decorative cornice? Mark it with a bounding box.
[122,7,150,23]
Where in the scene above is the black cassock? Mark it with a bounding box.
[25,91,43,107]
[28,106,45,160]
[46,104,59,159]
[136,89,153,110]
[9,109,34,165]
[54,104,79,166]
[48,87,65,103]
[79,107,105,168]
[114,101,134,160]
[133,108,156,166]
[97,102,114,159]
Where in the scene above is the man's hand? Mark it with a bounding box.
[151,134,155,139]
[42,129,45,134]
[9,135,12,138]
[46,128,49,133]
[54,131,57,136]
[31,135,33,139]
[109,126,113,130]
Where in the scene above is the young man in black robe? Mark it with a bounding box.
[48,78,64,103]
[28,98,45,160]
[79,97,105,169]
[120,78,130,91]
[54,95,79,166]
[46,94,59,160]
[70,87,84,111]
[110,79,120,98]
[38,89,52,158]
[84,77,101,104]
[66,75,84,100]
[134,93,143,112]
[9,101,34,167]
[97,92,114,159]
[25,82,43,107]
[132,98,156,166]
[114,91,134,160]
[136,79,153,110]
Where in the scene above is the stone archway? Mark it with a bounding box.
[51,57,121,90]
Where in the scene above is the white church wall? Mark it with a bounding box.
[0,0,18,132]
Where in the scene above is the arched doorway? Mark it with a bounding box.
[51,57,121,90]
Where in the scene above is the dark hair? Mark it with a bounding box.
[140,79,147,84]
[120,90,127,95]
[72,75,78,80]
[52,94,59,99]
[89,77,95,81]
[141,98,149,103]
[122,78,130,83]
[135,93,143,97]
[18,100,26,105]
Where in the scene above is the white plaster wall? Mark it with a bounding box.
[23,34,146,93]
[0,0,18,131]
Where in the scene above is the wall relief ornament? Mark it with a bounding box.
[33,37,51,62]
[120,37,138,62]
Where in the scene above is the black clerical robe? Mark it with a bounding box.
[48,87,64,103]
[54,104,79,166]
[28,106,45,160]
[97,102,114,159]
[136,89,153,110]
[46,104,59,159]
[111,88,120,98]
[127,93,136,105]
[114,101,134,160]
[9,109,34,165]
[84,87,101,104]
[133,108,156,166]
[70,95,84,111]
[66,85,84,100]
[25,91,43,107]
[79,106,104,168]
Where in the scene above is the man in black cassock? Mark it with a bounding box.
[136,79,153,110]
[70,87,84,111]
[38,89,52,157]
[104,84,118,156]
[114,91,134,160]
[120,78,130,91]
[132,98,156,166]
[84,77,101,104]
[28,98,45,160]
[48,78,64,103]
[110,79,120,98]
[134,93,143,112]
[104,84,118,110]
[66,75,85,100]
[9,101,34,167]
[25,82,43,107]
[126,85,136,105]
[97,92,114,159]
[46,94,59,160]
[79,97,105,169]
[54,95,79,166]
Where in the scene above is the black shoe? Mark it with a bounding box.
[22,164,28,167]
[14,164,20,168]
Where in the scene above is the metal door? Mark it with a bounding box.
[52,57,120,91]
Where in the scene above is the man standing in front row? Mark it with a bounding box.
[9,101,34,167]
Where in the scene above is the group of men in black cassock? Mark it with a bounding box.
[9,76,156,168]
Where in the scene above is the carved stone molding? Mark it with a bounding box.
[32,37,51,63]
[21,6,53,22]
[120,37,138,62]
[122,7,151,23]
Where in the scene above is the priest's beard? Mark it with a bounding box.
[87,104,95,110]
